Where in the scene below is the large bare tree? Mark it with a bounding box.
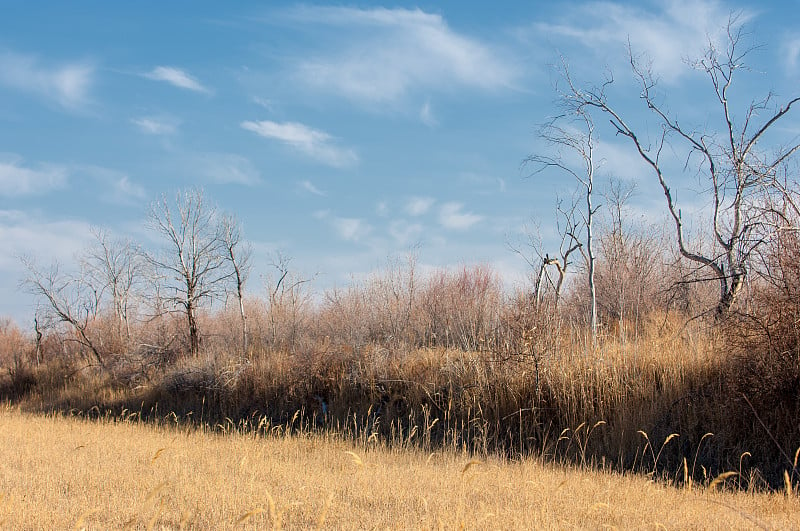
[561,19,800,317]
[146,189,231,357]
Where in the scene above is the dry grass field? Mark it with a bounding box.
[0,407,798,530]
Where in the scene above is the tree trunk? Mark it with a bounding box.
[587,181,597,344]
[34,317,42,366]
[238,285,247,355]
[534,259,547,306]
[717,268,745,317]
[187,301,199,357]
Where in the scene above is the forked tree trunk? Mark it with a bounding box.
[717,269,746,317]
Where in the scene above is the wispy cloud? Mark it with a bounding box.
[406,196,435,216]
[531,0,750,82]
[191,152,261,185]
[314,210,372,242]
[332,217,372,242]
[241,120,358,168]
[0,156,68,196]
[0,210,94,270]
[284,6,519,103]
[389,219,424,246]
[252,96,277,111]
[144,66,209,93]
[419,100,438,127]
[131,116,179,135]
[78,165,147,205]
[112,175,147,202]
[0,51,93,109]
[783,35,800,73]
[299,180,325,196]
[439,202,483,230]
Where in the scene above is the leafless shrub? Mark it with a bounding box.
[418,265,502,351]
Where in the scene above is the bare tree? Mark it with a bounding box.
[510,196,583,309]
[22,257,105,368]
[82,228,144,340]
[220,214,252,355]
[146,189,231,357]
[561,18,800,317]
[528,107,601,340]
[265,252,314,351]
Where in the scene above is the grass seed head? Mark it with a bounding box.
[708,471,738,491]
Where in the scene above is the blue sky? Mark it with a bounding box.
[1,1,798,323]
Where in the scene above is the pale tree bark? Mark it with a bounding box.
[221,215,252,356]
[527,109,601,342]
[146,189,232,357]
[509,198,582,310]
[559,18,800,317]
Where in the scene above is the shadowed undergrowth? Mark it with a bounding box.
[4,314,798,493]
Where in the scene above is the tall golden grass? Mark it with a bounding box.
[1,406,797,529]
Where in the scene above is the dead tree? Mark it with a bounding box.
[528,108,601,340]
[561,18,800,317]
[220,214,252,355]
[146,189,231,357]
[513,196,583,308]
[22,257,105,368]
[265,252,314,351]
[82,228,143,340]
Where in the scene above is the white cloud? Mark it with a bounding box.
[389,219,424,246]
[191,153,261,185]
[600,142,658,184]
[78,165,147,205]
[131,116,179,135]
[144,66,209,93]
[241,120,358,168]
[0,157,147,204]
[376,201,389,217]
[0,210,94,270]
[285,6,519,103]
[331,217,372,242]
[420,100,438,127]
[783,36,800,73]
[406,196,435,216]
[112,176,147,201]
[0,209,99,323]
[299,180,325,196]
[533,0,751,82]
[439,202,483,230]
[0,156,68,196]
[0,51,93,109]
[314,209,372,242]
[252,96,276,111]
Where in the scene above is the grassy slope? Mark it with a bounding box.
[0,408,797,530]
